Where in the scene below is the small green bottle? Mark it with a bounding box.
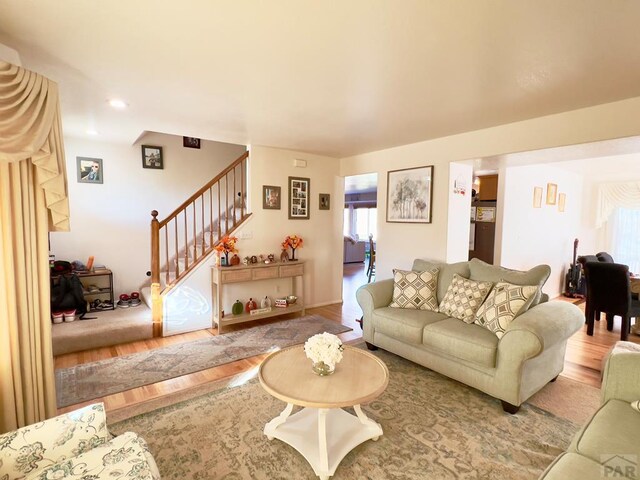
[232,300,244,315]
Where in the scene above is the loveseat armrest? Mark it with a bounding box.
[356,279,394,314]
[601,341,640,404]
[500,301,584,359]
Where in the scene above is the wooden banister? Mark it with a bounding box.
[158,151,249,228]
[149,150,251,337]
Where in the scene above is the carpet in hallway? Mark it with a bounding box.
[56,314,351,408]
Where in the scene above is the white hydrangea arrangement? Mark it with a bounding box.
[304,332,344,368]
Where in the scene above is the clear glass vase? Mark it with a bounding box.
[312,361,335,376]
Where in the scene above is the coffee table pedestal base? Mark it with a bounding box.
[264,404,382,480]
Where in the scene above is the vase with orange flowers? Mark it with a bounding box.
[214,235,239,266]
[282,235,303,261]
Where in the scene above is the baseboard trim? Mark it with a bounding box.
[307,299,343,309]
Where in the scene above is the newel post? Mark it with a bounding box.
[150,210,163,336]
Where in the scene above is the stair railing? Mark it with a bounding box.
[149,151,250,335]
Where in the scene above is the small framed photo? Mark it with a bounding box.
[263,185,281,210]
[319,193,330,210]
[533,187,543,208]
[558,193,566,212]
[546,183,558,205]
[77,157,103,184]
[183,136,201,149]
[289,176,310,219]
[141,145,163,169]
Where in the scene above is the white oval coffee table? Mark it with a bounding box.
[259,344,389,480]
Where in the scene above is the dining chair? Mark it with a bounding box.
[583,262,640,341]
[366,234,376,283]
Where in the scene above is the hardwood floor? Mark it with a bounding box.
[55,263,639,414]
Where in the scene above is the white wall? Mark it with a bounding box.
[446,162,473,263]
[50,132,246,295]
[213,145,344,315]
[499,164,585,298]
[340,97,640,281]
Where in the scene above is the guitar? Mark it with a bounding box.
[564,238,583,298]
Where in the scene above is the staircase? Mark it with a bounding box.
[149,151,251,336]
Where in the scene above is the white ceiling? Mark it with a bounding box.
[2,1,640,157]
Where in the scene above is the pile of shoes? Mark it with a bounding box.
[117,292,142,308]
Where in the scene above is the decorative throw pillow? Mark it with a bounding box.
[389,268,439,311]
[474,281,539,338]
[438,274,493,323]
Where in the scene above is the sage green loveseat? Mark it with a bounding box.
[356,258,584,413]
[539,341,640,479]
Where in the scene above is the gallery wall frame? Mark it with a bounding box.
[77,156,103,184]
[386,165,434,223]
[319,193,330,210]
[263,185,281,210]
[546,183,558,205]
[141,145,163,169]
[288,176,310,219]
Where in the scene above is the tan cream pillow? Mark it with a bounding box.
[389,268,439,311]
[438,273,493,323]
[474,281,539,338]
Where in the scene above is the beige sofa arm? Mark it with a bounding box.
[356,280,394,315]
[499,302,584,359]
[601,341,640,404]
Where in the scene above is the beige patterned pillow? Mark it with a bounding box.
[474,281,539,338]
[438,274,493,322]
[389,268,439,311]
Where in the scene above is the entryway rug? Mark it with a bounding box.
[111,348,594,480]
[55,315,351,408]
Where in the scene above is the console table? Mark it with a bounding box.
[211,261,305,333]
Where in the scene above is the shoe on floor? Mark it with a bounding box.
[63,309,76,322]
[52,312,64,324]
[130,291,141,307]
[117,293,131,308]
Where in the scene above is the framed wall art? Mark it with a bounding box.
[183,136,201,149]
[77,157,103,184]
[533,187,543,208]
[319,193,330,210]
[288,176,310,219]
[263,185,281,210]
[546,183,558,205]
[141,145,163,169]
[558,193,566,212]
[386,165,433,223]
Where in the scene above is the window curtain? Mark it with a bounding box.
[596,181,640,228]
[609,208,640,274]
[0,61,70,433]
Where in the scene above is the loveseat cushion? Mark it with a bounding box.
[422,318,499,368]
[372,307,447,344]
[0,403,110,480]
[539,452,613,480]
[570,399,640,478]
[389,268,439,311]
[412,259,470,303]
[469,258,550,307]
[438,274,493,323]
[474,281,539,338]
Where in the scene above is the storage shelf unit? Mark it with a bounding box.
[79,269,115,310]
[211,261,305,333]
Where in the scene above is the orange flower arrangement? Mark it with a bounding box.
[215,235,238,264]
[282,235,303,261]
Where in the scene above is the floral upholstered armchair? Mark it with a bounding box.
[0,403,160,480]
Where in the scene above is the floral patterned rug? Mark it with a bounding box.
[56,315,351,408]
[111,348,595,480]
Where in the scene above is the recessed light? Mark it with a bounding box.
[86,129,98,135]
[108,99,128,109]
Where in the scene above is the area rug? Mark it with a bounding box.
[56,315,351,408]
[111,348,592,480]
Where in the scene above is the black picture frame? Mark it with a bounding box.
[288,176,310,220]
[141,145,164,169]
[183,136,201,149]
[77,156,103,184]
[386,165,434,223]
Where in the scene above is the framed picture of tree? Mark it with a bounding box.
[386,165,434,223]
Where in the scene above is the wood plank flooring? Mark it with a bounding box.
[55,263,639,414]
